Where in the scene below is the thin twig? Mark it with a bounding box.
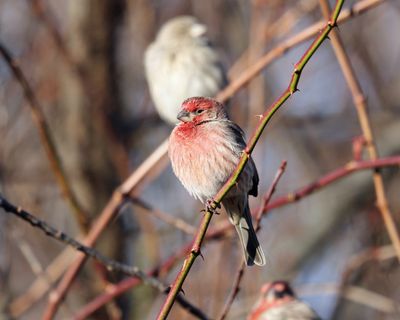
[0,196,209,320]
[8,246,75,318]
[156,2,345,318]
[130,197,196,235]
[217,0,386,102]
[265,157,400,212]
[0,43,89,231]
[217,161,287,320]
[30,0,80,74]
[255,161,288,228]
[217,261,245,320]
[0,196,162,286]
[335,244,399,314]
[298,282,397,313]
[73,241,194,319]
[42,0,386,317]
[73,157,400,318]
[318,0,400,262]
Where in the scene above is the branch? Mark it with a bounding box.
[9,247,74,318]
[130,197,196,235]
[217,161,287,320]
[299,281,397,313]
[265,156,400,212]
[216,0,386,102]
[318,0,400,262]
[0,43,89,231]
[156,2,345,319]
[331,244,398,314]
[0,196,209,320]
[73,241,194,319]
[42,0,386,317]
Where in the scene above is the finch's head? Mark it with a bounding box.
[177,97,228,124]
[156,16,207,46]
[260,281,295,304]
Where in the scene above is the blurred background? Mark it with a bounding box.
[0,0,399,319]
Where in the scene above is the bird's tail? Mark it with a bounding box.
[225,199,266,266]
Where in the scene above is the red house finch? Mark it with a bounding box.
[168,97,265,266]
[145,16,227,124]
[248,281,321,320]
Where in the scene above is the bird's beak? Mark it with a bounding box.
[177,110,191,122]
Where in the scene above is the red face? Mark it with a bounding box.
[176,97,226,123]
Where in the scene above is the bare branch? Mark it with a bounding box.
[0,43,89,231]
[319,0,400,263]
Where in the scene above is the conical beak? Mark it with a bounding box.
[177,110,191,122]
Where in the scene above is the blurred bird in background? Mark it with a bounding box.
[248,281,321,320]
[144,16,228,124]
[168,97,265,266]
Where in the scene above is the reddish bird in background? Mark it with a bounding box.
[145,16,227,124]
[248,281,321,320]
[168,97,265,266]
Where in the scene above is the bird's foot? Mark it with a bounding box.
[202,199,221,214]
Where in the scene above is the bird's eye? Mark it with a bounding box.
[195,109,204,114]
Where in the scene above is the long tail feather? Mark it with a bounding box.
[225,199,266,266]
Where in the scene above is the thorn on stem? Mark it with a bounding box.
[199,250,204,261]
[328,20,338,29]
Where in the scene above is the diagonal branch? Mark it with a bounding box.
[130,197,196,235]
[156,1,345,319]
[0,43,89,231]
[318,0,400,262]
[0,195,209,320]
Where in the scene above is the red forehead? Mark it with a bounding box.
[273,282,287,293]
[182,97,216,112]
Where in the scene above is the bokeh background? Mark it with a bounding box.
[1,0,400,319]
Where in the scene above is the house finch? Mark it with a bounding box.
[144,16,228,124]
[168,97,265,266]
[248,281,321,320]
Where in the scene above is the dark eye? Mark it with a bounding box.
[195,109,204,114]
